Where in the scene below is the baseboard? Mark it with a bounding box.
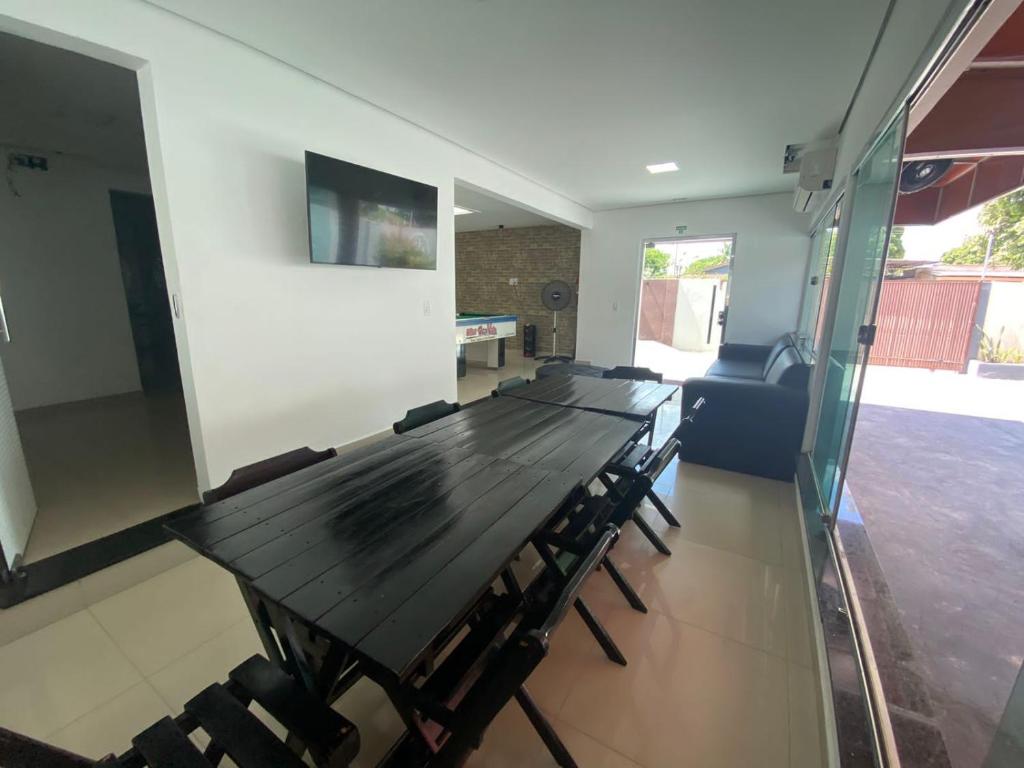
[0,503,199,609]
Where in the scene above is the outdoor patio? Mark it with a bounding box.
[633,340,716,384]
[843,365,1024,767]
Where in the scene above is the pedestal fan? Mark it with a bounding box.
[540,280,574,363]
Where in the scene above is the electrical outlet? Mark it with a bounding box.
[422,299,431,317]
[508,277,519,286]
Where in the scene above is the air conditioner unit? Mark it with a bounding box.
[791,143,837,213]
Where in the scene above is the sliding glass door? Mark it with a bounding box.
[812,110,906,511]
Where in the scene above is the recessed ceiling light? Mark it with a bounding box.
[646,162,679,174]
[453,205,478,216]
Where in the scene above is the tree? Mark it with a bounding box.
[888,226,906,260]
[643,247,670,278]
[941,189,1024,270]
[683,254,729,276]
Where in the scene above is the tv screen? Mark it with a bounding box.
[305,151,437,270]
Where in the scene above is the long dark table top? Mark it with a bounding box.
[166,436,581,681]
[501,374,679,420]
[403,396,641,485]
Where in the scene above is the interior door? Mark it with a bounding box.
[811,109,906,512]
[0,305,37,572]
[110,191,182,394]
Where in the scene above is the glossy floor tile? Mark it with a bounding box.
[0,460,823,767]
[89,556,249,676]
[456,350,542,404]
[17,392,199,563]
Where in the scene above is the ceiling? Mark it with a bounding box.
[148,0,889,210]
[0,31,148,174]
[454,185,559,232]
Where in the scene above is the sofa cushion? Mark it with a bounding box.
[706,358,764,380]
[764,346,810,388]
[761,337,794,378]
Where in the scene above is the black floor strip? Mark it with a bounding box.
[0,504,200,609]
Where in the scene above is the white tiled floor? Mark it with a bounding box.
[0,459,824,767]
[17,392,199,563]
[457,350,542,403]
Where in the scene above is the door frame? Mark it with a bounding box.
[0,21,207,495]
[0,25,206,587]
[629,232,738,367]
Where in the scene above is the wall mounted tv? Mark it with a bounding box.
[305,151,437,270]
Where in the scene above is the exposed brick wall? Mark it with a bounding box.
[455,225,580,355]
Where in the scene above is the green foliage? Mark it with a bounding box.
[643,247,670,278]
[978,326,1024,364]
[683,254,729,276]
[887,226,905,260]
[941,189,1024,269]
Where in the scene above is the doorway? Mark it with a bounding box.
[633,235,733,384]
[0,32,197,574]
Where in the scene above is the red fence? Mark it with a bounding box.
[871,280,981,371]
[638,280,677,345]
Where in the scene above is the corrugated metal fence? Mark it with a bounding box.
[638,280,677,345]
[871,281,981,371]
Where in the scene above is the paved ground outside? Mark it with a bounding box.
[844,365,1024,768]
[633,340,715,383]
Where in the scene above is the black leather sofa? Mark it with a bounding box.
[677,333,811,481]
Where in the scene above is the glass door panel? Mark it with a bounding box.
[812,111,905,510]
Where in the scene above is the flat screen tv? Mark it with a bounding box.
[305,151,437,270]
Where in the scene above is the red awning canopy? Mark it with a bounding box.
[895,4,1024,226]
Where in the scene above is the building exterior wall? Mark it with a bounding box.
[455,225,580,355]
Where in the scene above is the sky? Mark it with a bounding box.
[900,203,983,262]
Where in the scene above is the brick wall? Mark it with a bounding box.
[455,225,580,355]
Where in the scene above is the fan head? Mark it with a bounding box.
[899,159,953,194]
[541,280,573,311]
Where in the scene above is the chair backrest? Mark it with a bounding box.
[0,656,358,768]
[492,376,529,396]
[430,525,618,765]
[202,446,337,504]
[602,365,663,383]
[393,399,460,434]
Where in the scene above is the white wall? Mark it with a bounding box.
[672,279,722,352]
[577,193,809,367]
[831,1,964,200]
[0,150,147,410]
[0,0,592,489]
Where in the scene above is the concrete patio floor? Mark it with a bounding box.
[633,340,715,383]
[843,365,1024,768]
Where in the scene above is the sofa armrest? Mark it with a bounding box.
[678,377,809,481]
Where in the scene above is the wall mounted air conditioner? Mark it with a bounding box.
[789,143,837,213]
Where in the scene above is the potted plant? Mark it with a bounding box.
[968,326,1024,380]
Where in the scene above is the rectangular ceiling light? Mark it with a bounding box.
[453,205,478,215]
[646,161,679,174]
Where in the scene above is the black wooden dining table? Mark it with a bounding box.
[164,397,647,763]
[500,373,678,421]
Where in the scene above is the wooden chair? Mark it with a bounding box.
[202,447,337,504]
[381,526,620,768]
[393,400,461,434]
[0,655,359,768]
[598,397,706,555]
[491,376,529,396]
[602,366,665,444]
[537,494,649,614]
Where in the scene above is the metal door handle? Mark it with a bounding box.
[0,291,9,342]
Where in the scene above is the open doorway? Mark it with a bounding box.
[0,32,197,575]
[633,235,733,384]
[453,184,582,402]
